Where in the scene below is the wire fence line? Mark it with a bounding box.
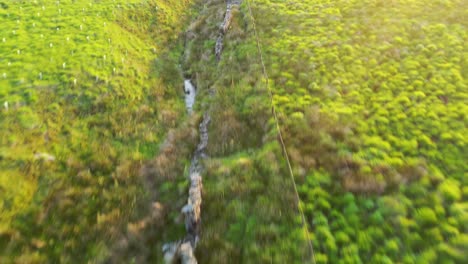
[245,0,317,263]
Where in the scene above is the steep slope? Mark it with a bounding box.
[0,0,195,262]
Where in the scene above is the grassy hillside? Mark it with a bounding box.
[0,0,195,262]
[1,0,466,263]
[184,0,467,262]
[250,0,467,262]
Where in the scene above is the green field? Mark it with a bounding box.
[1,0,467,263]
[1,0,194,262]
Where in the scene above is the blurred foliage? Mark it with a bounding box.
[247,0,467,262]
[0,0,195,262]
[1,0,467,263]
[184,0,467,262]
[183,0,309,262]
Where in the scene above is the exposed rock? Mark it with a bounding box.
[215,35,224,61]
[220,3,234,34]
[163,241,197,264]
[162,242,179,263]
[184,79,196,114]
[163,1,240,261]
[179,242,197,264]
[215,1,242,61]
[162,105,210,263]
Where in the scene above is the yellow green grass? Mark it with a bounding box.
[0,0,194,262]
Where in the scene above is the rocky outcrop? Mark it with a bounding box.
[162,113,210,264]
[163,240,197,264]
[215,1,242,61]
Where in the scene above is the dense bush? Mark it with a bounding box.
[0,0,195,262]
[178,0,467,262]
[246,0,467,262]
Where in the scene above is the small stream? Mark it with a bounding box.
[162,79,208,264]
[184,79,196,114]
[215,1,240,60]
[162,78,210,264]
[163,1,241,263]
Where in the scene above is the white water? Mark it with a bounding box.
[163,79,208,264]
[184,79,196,113]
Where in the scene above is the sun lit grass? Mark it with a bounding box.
[0,0,194,262]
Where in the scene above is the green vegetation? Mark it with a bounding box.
[1,0,466,263]
[184,0,467,262]
[181,1,309,262]
[0,0,195,262]
[250,0,467,262]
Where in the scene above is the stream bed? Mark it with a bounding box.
[162,1,241,263]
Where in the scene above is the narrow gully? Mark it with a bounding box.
[162,79,209,264]
[162,1,241,263]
